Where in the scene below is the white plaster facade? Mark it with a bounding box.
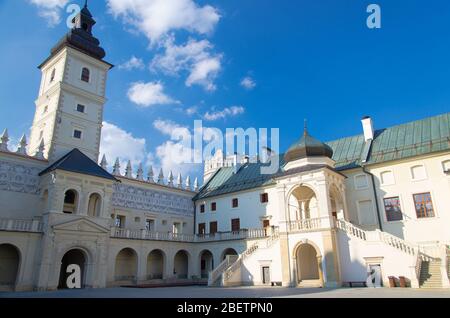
[1,5,450,293]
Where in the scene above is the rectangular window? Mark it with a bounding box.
[200,204,205,213]
[210,221,218,234]
[115,215,125,228]
[260,193,269,203]
[383,197,403,222]
[73,129,82,139]
[198,223,206,235]
[232,198,239,208]
[173,222,182,234]
[76,104,85,113]
[231,218,240,232]
[413,192,435,219]
[211,202,217,211]
[42,105,48,114]
[145,219,155,231]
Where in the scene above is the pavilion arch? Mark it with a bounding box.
[0,244,21,290]
[58,247,90,289]
[221,248,238,261]
[292,240,324,286]
[199,250,214,279]
[173,250,190,279]
[147,249,165,280]
[329,183,346,220]
[287,184,320,221]
[87,192,102,217]
[63,189,80,214]
[115,248,138,282]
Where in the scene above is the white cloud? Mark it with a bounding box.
[127,81,179,107]
[186,56,221,91]
[118,56,145,71]
[100,122,147,170]
[240,76,256,90]
[186,106,198,115]
[203,106,245,121]
[152,119,201,176]
[29,0,69,27]
[100,121,200,178]
[151,37,222,91]
[106,0,220,43]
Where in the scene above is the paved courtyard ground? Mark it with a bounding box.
[1,286,450,298]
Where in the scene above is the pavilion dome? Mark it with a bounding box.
[284,127,334,163]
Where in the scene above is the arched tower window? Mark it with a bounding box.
[87,193,102,217]
[63,190,78,214]
[81,67,90,83]
[50,69,56,83]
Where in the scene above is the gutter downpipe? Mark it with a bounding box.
[362,165,383,232]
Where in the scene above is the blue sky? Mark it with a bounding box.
[1,0,450,182]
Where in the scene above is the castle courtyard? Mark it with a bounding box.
[1,286,450,298]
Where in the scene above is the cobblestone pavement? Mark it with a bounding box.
[1,286,450,298]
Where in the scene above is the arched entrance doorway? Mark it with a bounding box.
[174,250,189,279]
[0,244,20,290]
[199,250,214,279]
[58,249,86,289]
[295,243,322,287]
[115,248,138,282]
[147,249,164,280]
[221,248,238,261]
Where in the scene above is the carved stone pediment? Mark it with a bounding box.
[52,217,109,234]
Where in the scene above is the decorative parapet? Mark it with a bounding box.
[0,218,44,233]
[111,227,274,243]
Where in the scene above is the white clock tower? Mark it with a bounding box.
[29,2,113,163]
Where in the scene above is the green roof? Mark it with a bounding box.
[327,112,450,169]
[195,112,450,200]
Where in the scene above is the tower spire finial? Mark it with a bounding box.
[84,0,88,8]
[304,119,308,136]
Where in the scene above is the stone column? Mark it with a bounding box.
[277,184,293,286]
[137,250,148,284]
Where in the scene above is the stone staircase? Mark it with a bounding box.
[336,219,448,288]
[208,228,280,287]
[419,260,443,289]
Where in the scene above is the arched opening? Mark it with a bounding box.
[115,248,137,282]
[63,189,78,214]
[221,248,238,261]
[81,67,90,83]
[147,250,164,280]
[199,250,214,279]
[87,193,102,217]
[288,185,319,222]
[50,68,56,83]
[329,184,345,220]
[58,249,86,289]
[0,244,20,290]
[296,243,320,284]
[173,250,189,279]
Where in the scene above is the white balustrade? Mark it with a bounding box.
[288,217,331,232]
[0,218,43,233]
[111,227,276,243]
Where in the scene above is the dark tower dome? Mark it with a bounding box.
[48,0,106,61]
[284,124,334,163]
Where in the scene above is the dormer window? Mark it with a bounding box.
[81,67,90,83]
[82,23,89,31]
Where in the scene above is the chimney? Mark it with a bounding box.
[361,116,374,141]
[233,153,241,174]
